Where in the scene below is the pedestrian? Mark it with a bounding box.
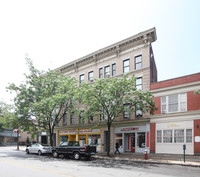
[115,142,120,155]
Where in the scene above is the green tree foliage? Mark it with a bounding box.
[78,74,156,156]
[7,58,77,146]
[0,101,18,129]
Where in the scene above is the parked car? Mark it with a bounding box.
[26,143,52,155]
[51,141,96,160]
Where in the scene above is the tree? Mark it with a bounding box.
[0,101,21,150]
[78,74,156,156]
[8,58,77,146]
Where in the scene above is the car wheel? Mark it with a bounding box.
[26,149,30,154]
[38,150,42,156]
[52,151,59,158]
[73,152,80,160]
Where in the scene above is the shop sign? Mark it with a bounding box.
[121,127,139,132]
[79,129,100,134]
[60,130,77,135]
[195,136,200,142]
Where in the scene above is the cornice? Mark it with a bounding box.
[54,118,150,131]
[55,27,156,74]
[150,81,200,97]
[150,110,200,123]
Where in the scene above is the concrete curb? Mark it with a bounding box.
[93,155,200,168]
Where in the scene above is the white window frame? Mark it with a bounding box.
[161,93,187,114]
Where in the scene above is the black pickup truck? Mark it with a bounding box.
[51,141,96,160]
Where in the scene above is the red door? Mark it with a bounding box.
[131,134,135,152]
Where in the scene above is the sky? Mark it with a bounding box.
[0,0,200,104]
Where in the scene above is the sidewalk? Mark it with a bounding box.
[94,152,200,167]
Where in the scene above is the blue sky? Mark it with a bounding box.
[0,0,199,103]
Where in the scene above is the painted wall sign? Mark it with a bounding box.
[59,130,77,135]
[79,129,100,134]
[121,127,139,132]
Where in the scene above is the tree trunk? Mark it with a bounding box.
[49,125,54,146]
[107,123,111,156]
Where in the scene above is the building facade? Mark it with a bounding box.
[150,73,200,155]
[54,27,157,153]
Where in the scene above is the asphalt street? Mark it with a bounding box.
[0,147,200,177]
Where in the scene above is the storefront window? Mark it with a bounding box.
[115,134,122,147]
[157,130,162,143]
[60,136,68,144]
[186,129,192,143]
[137,132,145,148]
[88,135,100,146]
[163,130,172,143]
[174,129,184,143]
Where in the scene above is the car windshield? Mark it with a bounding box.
[60,141,79,146]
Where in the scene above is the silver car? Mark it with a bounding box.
[26,143,52,155]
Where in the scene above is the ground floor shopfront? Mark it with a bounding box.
[114,124,150,153]
[58,128,101,151]
[56,123,150,153]
[150,114,200,155]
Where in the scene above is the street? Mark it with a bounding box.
[0,147,200,177]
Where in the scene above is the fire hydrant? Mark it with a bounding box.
[144,150,148,159]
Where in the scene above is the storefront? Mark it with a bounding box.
[59,130,78,144]
[114,124,150,153]
[79,129,101,151]
[58,128,101,151]
[155,120,194,154]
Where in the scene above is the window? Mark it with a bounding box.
[161,93,187,114]
[174,129,184,143]
[63,113,67,125]
[89,115,93,123]
[161,96,167,114]
[80,74,84,83]
[137,132,145,148]
[135,55,142,70]
[169,94,178,112]
[112,63,116,76]
[186,129,192,143]
[60,136,68,144]
[123,104,130,119]
[88,135,100,146]
[136,104,142,118]
[79,110,84,124]
[157,130,162,143]
[70,112,74,124]
[99,68,103,78]
[136,77,142,90]
[88,71,94,82]
[104,66,110,78]
[123,59,130,73]
[180,93,187,111]
[163,130,172,143]
[100,109,108,121]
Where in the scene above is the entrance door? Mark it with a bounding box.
[79,136,86,146]
[130,134,135,152]
[41,136,47,144]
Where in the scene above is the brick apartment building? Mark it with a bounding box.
[150,73,200,154]
[54,27,157,153]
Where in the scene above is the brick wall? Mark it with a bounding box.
[150,123,155,153]
[194,120,200,154]
[187,91,200,111]
[151,73,200,90]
